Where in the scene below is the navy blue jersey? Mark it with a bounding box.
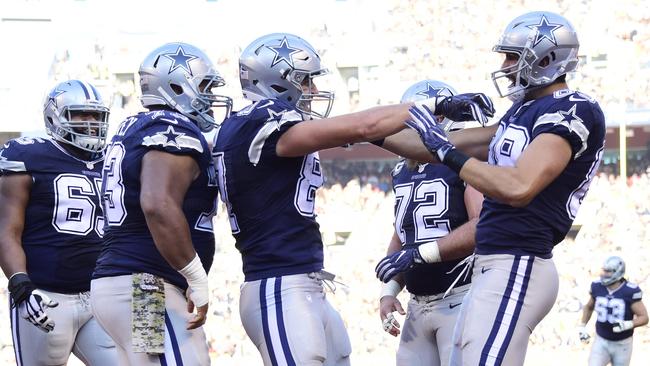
[93,110,218,289]
[392,160,471,295]
[0,137,104,293]
[591,280,643,341]
[476,90,605,257]
[213,99,323,281]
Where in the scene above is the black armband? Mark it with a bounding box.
[8,272,35,306]
[442,149,470,174]
[370,138,385,147]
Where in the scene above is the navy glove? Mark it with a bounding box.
[424,93,494,126]
[406,105,456,162]
[375,248,424,283]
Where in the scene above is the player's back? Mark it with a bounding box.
[477,89,606,257]
[392,160,471,295]
[0,137,104,293]
[214,99,323,281]
[94,110,217,289]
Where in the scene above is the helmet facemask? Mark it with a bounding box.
[292,68,334,119]
[183,72,233,132]
[59,107,110,153]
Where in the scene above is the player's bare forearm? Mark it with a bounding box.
[382,129,441,164]
[438,217,478,261]
[143,203,196,270]
[0,174,31,278]
[277,103,412,157]
[580,297,595,325]
[449,124,498,161]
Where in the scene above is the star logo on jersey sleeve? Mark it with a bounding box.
[267,37,302,68]
[162,46,198,75]
[45,87,66,110]
[416,84,447,99]
[558,104,583,126]
[527,15,563,47]
[160,126,185,147]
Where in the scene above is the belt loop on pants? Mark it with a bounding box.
[411,283,471,304]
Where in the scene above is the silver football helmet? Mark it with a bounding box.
[492,11,579,102]
[43,80,110,153]
[401,79,458,131]
[600,256,626,286]
[139,42,232,132]
[239,33,334,119]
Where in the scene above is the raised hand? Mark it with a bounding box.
[420,92,494,126]
[406,105,456,162]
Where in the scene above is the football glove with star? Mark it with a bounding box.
[375,248,424,283]
[422,92,495,126]
[9,273,58,333]
[406,104,456,162]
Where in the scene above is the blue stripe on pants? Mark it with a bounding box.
[479,255,522,365]
[494,256,534,362]
[165,312,184,366]
[260,278,279,366]
[274,277,296,366]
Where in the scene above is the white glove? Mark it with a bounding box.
[18,289,59,333]
[577,324,590,343]
[612,320,634,333]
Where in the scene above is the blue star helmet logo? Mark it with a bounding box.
[416,84,447,99]
[45,87,66,110]
[527,15,563,47]
[267,37,302,68]
[162,46,199,76]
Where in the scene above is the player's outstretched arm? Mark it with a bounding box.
[380,125,498,164]
[276,93,494,157]
[578,295,594,343]
[140,150,209,329]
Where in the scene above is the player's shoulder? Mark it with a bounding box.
[138,110,199,132]
[232,99,303,125]
[590,280,604,291]
[542,89,605,123]
[128,111,206,153]
[625,281,642,294]
[0,136,56,173]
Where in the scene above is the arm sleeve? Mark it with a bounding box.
[0,140,30,174]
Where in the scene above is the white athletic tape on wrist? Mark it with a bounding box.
[380,280,404,299]
[178,254,209,307]
[414,97,445,116]
[418,241,441,263]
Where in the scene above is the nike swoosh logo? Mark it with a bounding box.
[569,95,589,102]
[449,303,461,309]
[481,267,491,274]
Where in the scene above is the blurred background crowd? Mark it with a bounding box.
[1,0,649,364]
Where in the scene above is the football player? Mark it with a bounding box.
[89,42,231,365]
[376,80,484,366]
[375,11,607,365]
[0,80,117,365]
[578,256,648,366]
[213,33,494,366]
